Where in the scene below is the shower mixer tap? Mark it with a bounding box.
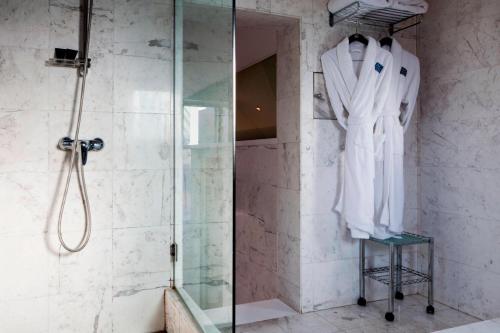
[58,137,104,165]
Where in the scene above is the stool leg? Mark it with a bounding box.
[395,246,404,300]
[358,239,367,306]
[426,238,435,314]
[385,243,395,321]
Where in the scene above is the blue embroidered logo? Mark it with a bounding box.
[375,62,383,73]
[400,67,408,76]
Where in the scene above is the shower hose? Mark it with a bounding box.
[58,0,93,252]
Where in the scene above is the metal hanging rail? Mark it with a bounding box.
[329,1,423,35]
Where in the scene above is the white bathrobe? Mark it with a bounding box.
[373,38,420,239]
[322,37,393,239]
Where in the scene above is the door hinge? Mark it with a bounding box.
[170,243,178,262]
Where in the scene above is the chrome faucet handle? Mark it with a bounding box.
[88,138,104,151]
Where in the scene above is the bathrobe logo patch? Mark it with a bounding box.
[400,67,408,76]
[375,62,384,73]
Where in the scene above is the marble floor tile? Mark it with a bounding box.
[434,319,500,333]
[237,295,480,333]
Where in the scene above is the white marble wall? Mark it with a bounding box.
[0,0,173,332]
[236,141,279,304]
[234,12,301,309]
[418,0,500,320]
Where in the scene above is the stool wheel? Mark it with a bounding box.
[385,312,395,322]
[395,291,404,300]
[357,297,367,306]
[426,305,435,314]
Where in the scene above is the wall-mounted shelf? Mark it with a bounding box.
[329,1,423,35]
[45,58,91,69]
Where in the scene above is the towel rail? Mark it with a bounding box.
[328,1,423,35]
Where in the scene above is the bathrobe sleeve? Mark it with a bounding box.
[372,50,393,121]
[321,52,348,129]
[401,55,420,132]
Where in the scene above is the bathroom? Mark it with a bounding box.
[0,0,499,332]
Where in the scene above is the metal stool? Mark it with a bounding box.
[357,232,435,321]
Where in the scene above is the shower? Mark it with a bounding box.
[52,0,104,252]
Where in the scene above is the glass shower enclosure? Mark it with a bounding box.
[173,0,235,331]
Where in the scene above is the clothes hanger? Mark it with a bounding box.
[380,36,393,48]
[349,20,368,46]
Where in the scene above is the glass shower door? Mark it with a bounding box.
[173,0,234,332]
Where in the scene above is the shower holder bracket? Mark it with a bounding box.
[46,58,92,70]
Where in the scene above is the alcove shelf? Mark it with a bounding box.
[328,1,423,35]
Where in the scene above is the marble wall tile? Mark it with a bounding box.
[113,170,164,229]
[47,171,113,235]
[49,1,114,53]
[0,297,49,333]
[113,113,171,170]
[0,17,65,111]
[114,0,173,60]
[419,0,458,37]
[48,111,113,171]
[422,209,500,275]
[249,227,277,272]
[276,188,300,238]
[112,288,166,333]
[306,259,357,310]
[236,143,278,186]
[405,166,419,210]
[270,0,313,23]
[0,172,48,236]
[422,115,500,171]
[0,0,50,49]
[47,51,114,112]
[301,213,355,264]
[277,275,300,311]
[48,288,112,333]
[0,111,49,172]
[113,55,172,114]
[0,234,49,301]
[112,226,170,291]
[301,165,340,215]
[457,0,500,25]
[404,116,419,168]
[421,166,500,222]
[420,16,500,81]
[277,233,300,290]
[277,142,300,190]
[183,8,233,65]
[50,0,114,12]
[247,261,279,302]
[49,230,113,295]
[456,264,500,319]
[311,120,344,168]
[238,182,277,232]
[420,66,500,123]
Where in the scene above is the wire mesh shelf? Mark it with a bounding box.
[329,1,422,34]
[364,265,431,286]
